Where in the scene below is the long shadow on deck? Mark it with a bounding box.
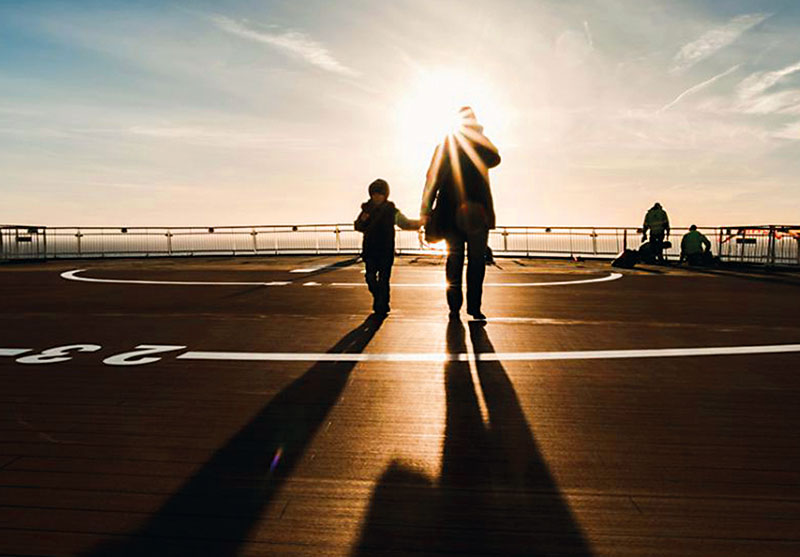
[353,319,591,556]
[85,314,385,556]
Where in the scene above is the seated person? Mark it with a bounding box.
[680,225,712,266]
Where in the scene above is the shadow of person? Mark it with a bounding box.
[468,320,591,555]
[353,319,591,556]
[84,314,385,557]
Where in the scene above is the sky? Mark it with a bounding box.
[2,0,799,227]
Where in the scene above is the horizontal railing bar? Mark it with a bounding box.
[4,224,799,266]
[5,224,799,231]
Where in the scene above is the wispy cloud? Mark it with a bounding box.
[671,13,771,73]
[729,61,800,115]
[660,65,740,112]
[737,60,800,100]
[773,121,800,140]
[738,89,800,115]
[211,15,359,77]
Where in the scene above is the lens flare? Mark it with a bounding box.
[270,446,283,473]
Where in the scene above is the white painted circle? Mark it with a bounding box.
[60,269,290,286]
[61,268,622,288]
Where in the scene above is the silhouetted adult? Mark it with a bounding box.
[642,202,670,263]
[421,106,501,319]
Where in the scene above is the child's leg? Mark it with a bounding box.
[364,258,379,308]
[375,257,393,313]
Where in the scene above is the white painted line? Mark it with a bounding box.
[0,348,32,357]
[177,343,800,363]
[303,282,321,286]
[61,269,290,287]
[290,268,321,273]
[332,273,623,288]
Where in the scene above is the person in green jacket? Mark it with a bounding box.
[680,225,712,266]
[642,202,670,263]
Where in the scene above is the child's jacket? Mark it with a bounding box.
[354,200,416,259]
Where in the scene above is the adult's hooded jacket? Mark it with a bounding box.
[421,127,501,236]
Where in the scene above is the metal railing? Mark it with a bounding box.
[2,223,799,266]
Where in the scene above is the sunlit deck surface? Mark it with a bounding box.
[2,255,800,556]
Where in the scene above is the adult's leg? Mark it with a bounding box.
[446,232,466,312]
[466,229,489,315]
[652,230,666,262]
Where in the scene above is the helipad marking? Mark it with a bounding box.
[60,269,622,288]
[0,349,31,357]
[61,269,290,287]
[177,343,800,363]
[331,273,623,287]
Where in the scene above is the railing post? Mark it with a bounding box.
[721,228,728,261]
[591,228,598,255]
[502,228,508,252]
[335,226,341,253]
[76,229,83,257]
[796,235,800,266]
[251,228,258,254]
[623,228,627,251]
[569,228,574,258]
[768,225,776,267]
[739,229,745,262]
[166,229,173,255]
[526,228,530,257]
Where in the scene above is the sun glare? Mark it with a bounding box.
[395,68,506,164]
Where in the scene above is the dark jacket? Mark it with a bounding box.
[355,200,417,259]
[421,129,500,235]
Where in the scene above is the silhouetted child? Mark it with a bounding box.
[355,179,420,315]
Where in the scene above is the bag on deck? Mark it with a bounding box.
[612,249,640,269]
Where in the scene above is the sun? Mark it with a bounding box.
[394,68,506,163]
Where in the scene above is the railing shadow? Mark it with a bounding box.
[682,265,800,287]
[224,256,362,298]
[353,319,591,556]
[84,314,385,556]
